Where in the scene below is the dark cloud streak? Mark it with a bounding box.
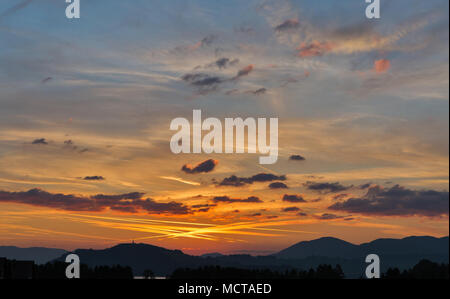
[289,155,306,161]
[282,194,306,203]
[216,173,287,187]
[32,138,48,145]
[182,159,218,174]
[269,182,288,189]
[305,182,352,193]
[83,176,105,181]
[329,185,449,217]
[213,196,263,204]
[274,19,300,32]
[0,189,191,215]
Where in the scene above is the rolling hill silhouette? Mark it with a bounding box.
[275,237,361,259]
[274,236,449,277]
[56,243,206,276]
[0,246,67,264]
[201,252,225,258]
[360,236,449,256]
[275,236,449,259]
[48,235,448,277]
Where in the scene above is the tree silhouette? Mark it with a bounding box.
[170,264,346,279]
[382,260,449,279]
[33,261,133,279]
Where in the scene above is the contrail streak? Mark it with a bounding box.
[0,0,34,19]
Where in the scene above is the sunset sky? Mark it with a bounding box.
[0,0,448,255]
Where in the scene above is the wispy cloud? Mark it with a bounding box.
[0,0,34,20]
[160,176,201,186]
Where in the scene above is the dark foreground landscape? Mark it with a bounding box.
[1,257,448,279]
[1,235,448,279]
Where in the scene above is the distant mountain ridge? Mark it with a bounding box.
[0,246,67,264]
[275,237,360,259]
[4,235,448,278]
[360,236,449,256]
[201,252,225,258]
[275,236,449,259]
[56,243,205,276]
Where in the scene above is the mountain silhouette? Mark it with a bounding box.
[275,237,361,259]
[0,246,67,264]
[276,236,449,260]
[43,235,448,278]
[360,236,449,256]
[56,243,206,276]
[201,252,225,258]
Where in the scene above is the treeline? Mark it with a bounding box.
[34,261,133,279]
[382,260,449,279]
[171,264,345,279]
[171,260,450,280]
[4,258,447,279]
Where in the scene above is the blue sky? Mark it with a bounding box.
[0,0,448,252]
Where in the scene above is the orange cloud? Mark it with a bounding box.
[297,41,334,58]
[373,59,391,73]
